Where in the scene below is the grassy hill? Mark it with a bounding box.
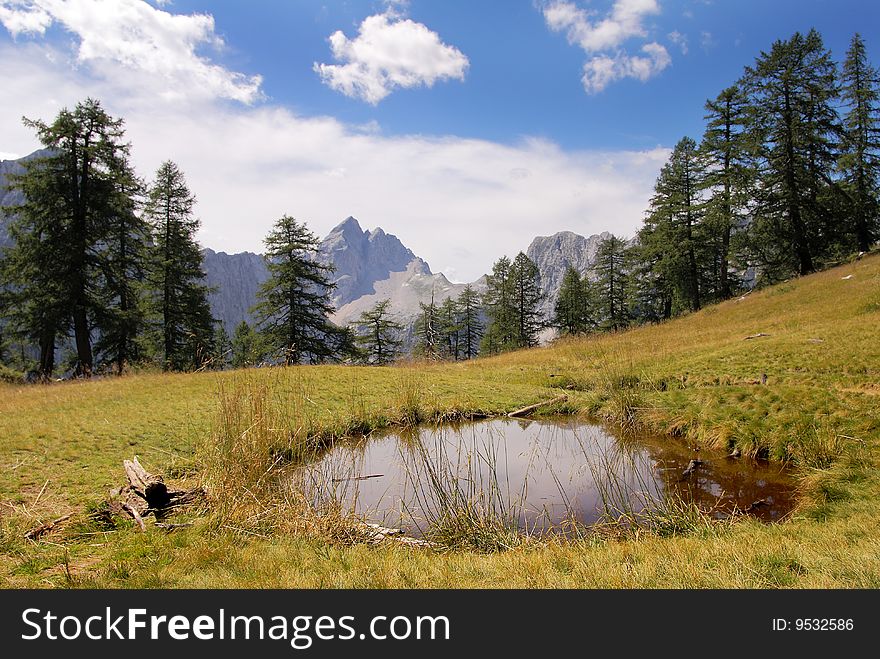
[1,254,878,588]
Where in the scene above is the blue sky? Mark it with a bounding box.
[1,1,878,281]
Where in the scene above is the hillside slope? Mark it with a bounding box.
[1,253,878,588]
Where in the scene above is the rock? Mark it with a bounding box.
[526,230,610,323]
[202,248,269,331]
[318,216,421,309]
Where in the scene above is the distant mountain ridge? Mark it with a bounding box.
[1,149,613,345]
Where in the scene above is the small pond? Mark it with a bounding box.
[299,418,796,536]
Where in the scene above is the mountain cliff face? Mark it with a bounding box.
[527,230,610,322]
[201,248,269,332]
[318,216,418,309]
[330,257,471,328]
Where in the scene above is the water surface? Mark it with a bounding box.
[301,418,795,535]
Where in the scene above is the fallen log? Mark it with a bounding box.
[359,522,435,548]
[24,513,72,541]
[115,456,205,525]
[508,394,568,418]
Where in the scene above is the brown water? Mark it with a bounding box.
[300,418,796,535]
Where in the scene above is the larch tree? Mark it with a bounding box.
[93,154,150,374]
[553,265,589,335]
[145,160,215,371]
[701,84,752,299]
[352,299,403,365]
[510,251,545,348]
[456,284,483,360]
[252,215,338,365]
[592,235,630,331]
[480,256,516,355]
[1,99,136,377]
[839,33,880,252]
[742,29,840,278]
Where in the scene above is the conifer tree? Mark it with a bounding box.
[510,252,545,347]
[480,256,516,355]
[481,253,544,353]
[252,215,338,365]
[414,294,440,360]
[211,322,232,369]
[145,161,215,371]
[554,266,589,335]
[352,299,402,365]
[93,158,150,374]
[839,33,880,252]
[456,284,483,360]
[592,235,630,331]
[1,99,136,377]
[701,84,752,299]
[231,320,260,369]
[437,296,462,360]
[742,29,840,278]
[640,138,707,313]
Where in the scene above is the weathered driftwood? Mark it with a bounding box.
[24,513,72,541]
[508,394,568,418]
[115,456,205,527]
[359,522,435,548]
[745,498,768,512]
[121,501,146,532]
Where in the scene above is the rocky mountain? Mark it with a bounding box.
[201,248,269,332]
[200,216,468,332]
[317,216,419,309]
[331,256,471,328]
[527,230,610,321]
[318,216,474,327]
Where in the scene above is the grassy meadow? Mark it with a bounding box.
[1,253,878,588]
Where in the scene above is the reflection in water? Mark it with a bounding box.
[299,418,795,536]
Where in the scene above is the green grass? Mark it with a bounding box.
[1,253,879,587]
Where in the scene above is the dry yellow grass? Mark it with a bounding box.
[1,253,878,587]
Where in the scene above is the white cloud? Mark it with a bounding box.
[0,0,262,104]
[582,42,670,93]
[314,11,469,104]
[0,39,666,284]
[700,30,715,51]
[668,30,688,55]
[542,0,671,93]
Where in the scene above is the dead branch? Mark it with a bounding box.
[24,513,73,541]
[121,502,146,532]
[508,394,568,418]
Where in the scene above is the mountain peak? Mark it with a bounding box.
[319,217,421,308]
[331,216,364,235]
